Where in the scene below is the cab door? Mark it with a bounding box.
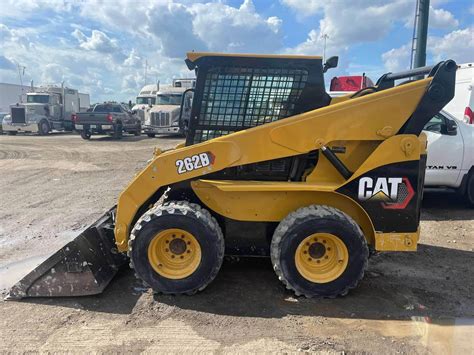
[423,112,464,187]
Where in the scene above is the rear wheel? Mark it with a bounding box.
[271,205,368,298]
[7,131,17,135]
[129,201,225,295]
[147,133,156,138]
[113,123,123,139]
[80,130,91,140]
[38,120,50,135]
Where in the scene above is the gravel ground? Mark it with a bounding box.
[0,133,473,354]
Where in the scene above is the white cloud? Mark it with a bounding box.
[73,29,119,54]
[381,44,411,72]
[0,55,16,70]
[382,27,474,72]
[280,0,324,17]
[123,49,142,67]
[190,0,283,53]
[430,27,474,64]
[430,6,459,29]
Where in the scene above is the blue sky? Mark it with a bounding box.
[1,0,472,102]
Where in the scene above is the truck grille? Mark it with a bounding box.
[151,112,170,127]
[11,107,26,124]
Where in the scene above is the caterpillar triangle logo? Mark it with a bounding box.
[358,177,415,209]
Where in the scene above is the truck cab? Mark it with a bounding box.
[423,110,474,205]
[132,84,159,124]
[143,79,195,137]
[1,86,89,135]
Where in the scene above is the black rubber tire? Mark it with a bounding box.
[147,133,156,138]
[134,124,142,136]
[271,205,369,298]
[129,201,225,295]
[80,130,91,140]
[113,124,123,139]
[38,120,50,136]
[466,173,474,207]
[7,131,17,135]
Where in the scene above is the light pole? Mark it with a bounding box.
[321,34,329,62]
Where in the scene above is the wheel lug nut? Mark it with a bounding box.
[187,250,191,253]
[323,240,326,244]
[180,256,184,259]
[325,255,329,259]
[316,260,321,263]
[327,247,331,251]
[306,242,310,246]
[308,258,312,261]
[303,250,307,254]
[171,255,175,258]
[165,248,169,252]
[181,235,185,239]
[165,240,169,244]
[187,241,191,245]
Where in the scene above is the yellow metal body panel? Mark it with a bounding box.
[114,77,431,251]
[186,52,322,62]
[375,229,420,251]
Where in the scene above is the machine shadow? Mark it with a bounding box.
[154,244,473,320]
[20,244,473,321]
[421,189,473,221]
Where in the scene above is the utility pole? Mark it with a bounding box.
[411,0,430,69]
[17,63,26,102]
[321,34,329,62]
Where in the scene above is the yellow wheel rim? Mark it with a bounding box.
[295,233,349,283]
[147,228,201,279]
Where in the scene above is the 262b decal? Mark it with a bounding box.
[176,152,215,174]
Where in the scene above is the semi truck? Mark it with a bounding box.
[132,84,160,124]
[1,85,90,135]
[143,78,195,137]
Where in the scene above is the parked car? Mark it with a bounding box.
[443,62,473,124]
[73,102,141,140]
[423,110,474,205]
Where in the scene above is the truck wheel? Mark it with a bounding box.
[271,205,369,298]
[38,120,50,136]
[134,124,142,136]
[80,130,91,140]
[129,201,225,295]
[7,131,17,135]
[113,124,123,139]
[147,133,156,138]
[466,173,474,207]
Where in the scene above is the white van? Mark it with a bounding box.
[443,63,473,124]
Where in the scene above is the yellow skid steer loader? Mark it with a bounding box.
[8,53,456,299]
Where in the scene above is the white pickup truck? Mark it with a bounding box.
[423,110,474,206]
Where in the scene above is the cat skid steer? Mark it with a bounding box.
[7,53,456,299]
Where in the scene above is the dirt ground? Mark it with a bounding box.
[0,133,473,354]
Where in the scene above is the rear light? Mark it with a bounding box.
[106,114,113,123]
[464,107,473,124]
[71,114,77,123]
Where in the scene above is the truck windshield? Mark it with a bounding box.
[157,94,182,105]
[27,95,49,104]
[136,97,156,105]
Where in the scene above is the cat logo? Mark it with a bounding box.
[358,177,414,209]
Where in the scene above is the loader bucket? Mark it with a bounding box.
[6,208,127,300]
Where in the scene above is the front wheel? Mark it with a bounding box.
[466,173,474,207]
[38,120,50,136]
[7,131,17,135]
[147,133,156,138]
[134,123,142,136]
[80,130,91,140]
[129,201,225,295]
[271,205,369,298]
